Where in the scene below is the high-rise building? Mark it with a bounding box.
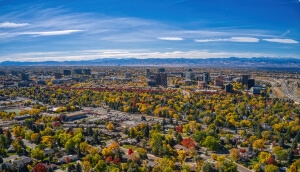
[159,73,168,87]
[242,75,250,86]
[63,70,71,75]
[149,73,167,87]
[21,73,30,81]
[146,69,151,79]
[186,72,195,81]
[225,84,233,93]
[214,76,224,86]
[0,71,5,75]
[247,79,255,90]
[54,73,62,79]
[73,69,83,74]
[203,72,210,84]
[125,73,131,78]
[83,69,91,75]
[157,68,165,73]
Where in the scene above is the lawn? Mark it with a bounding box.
[122,145,139,151]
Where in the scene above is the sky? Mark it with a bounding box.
[0,0,300,62]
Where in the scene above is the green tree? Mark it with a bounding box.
[202,136,219,151]
[94,160,107,172]
[219,160,237,172]
[264,164,278,172]
[31,147,45,160]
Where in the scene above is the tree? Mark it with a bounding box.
[31,133,40,143]
[201,162,216,172]
[264,164,278,172]
[287,159,300,172]
[177,149,186,164]
[31,148,45,160]
[128,148,134,155]
[94,160,107,172]
[33,163,47,172]
[230,148,240,162]
[202,136,219,151]
[68,164,75,172]
[106,122,114,131]
[252,139,265,150]
[81,161,91,172]
[80,141,89,154]
[12,140,22,153]
[219,160,237,172]
[192,131,206,144]
[76,162,82,172]
[181,137,196,149]
[12,126,22,137]
[258,152,271,164]
[152,157,175,172]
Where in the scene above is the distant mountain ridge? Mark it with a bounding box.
[0,57,300,68]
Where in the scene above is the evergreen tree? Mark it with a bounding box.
[143,124,149,138]
[76,163,82,172]
[287,148,294,164]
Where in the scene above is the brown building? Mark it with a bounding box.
[214,76,224,86]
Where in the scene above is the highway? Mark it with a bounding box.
[280,79,300,103]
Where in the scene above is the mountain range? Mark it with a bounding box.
[0,57,299,68]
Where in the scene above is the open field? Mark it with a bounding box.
[273,87,288,98]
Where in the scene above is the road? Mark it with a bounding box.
[280,79,300,103]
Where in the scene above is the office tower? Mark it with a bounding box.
[225,83,233,93]
[203,72,210,84]
[63,70,71,75]
[247,79,255,90]
[242,74,250,86]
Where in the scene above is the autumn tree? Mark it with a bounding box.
[253,139,265,150]
[31,147,45,160]
[230,148,240,162]
[33,163,47,172]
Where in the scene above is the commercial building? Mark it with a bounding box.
[83,69,91,75]
[148,73,167,87]
[250,87,261,94]
[247,79,255,90]
[54,73,62,79]
[125,73,131,78]
[63,70,71,75]
[203,72,210,84]
[242,75,250,86]
[146,69,151,79]
[21,73,30,81]
[225,83,233,93]
[73,69,83,74]
[157,68,165,73]
[214,76,224,86]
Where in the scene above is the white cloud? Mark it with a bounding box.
[262,38,298,44]
[158,37,184,41]
[231,37,259,42]
[22,30,83,36]
[0,22,29,28]
[195,37,259,43]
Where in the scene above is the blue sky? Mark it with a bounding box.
[0,0,300,61]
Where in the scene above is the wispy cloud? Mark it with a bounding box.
[157,37,184,41]
[195,37,259,43]
[22,30,83,36]
[0,22,29,28]
[263,38,298,44]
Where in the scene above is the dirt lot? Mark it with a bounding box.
[273,87,288,98]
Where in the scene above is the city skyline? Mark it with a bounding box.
[0,0,300,62]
